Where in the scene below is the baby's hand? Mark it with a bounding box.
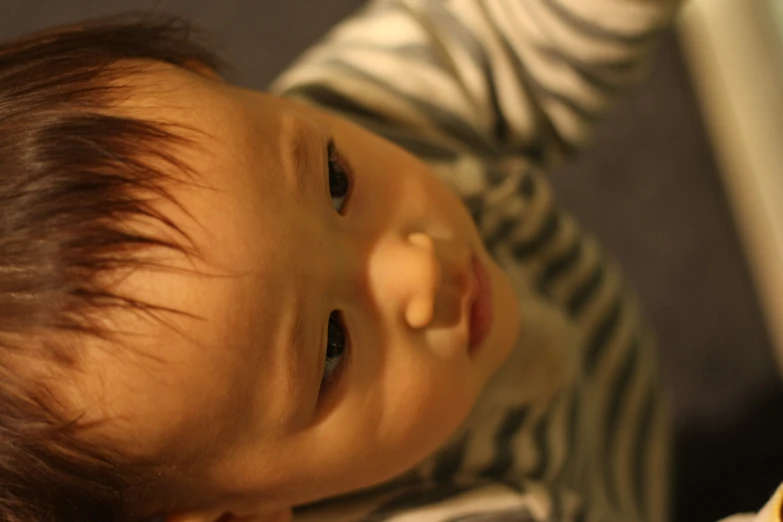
[720,483,783,522]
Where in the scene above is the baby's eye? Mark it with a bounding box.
[327,140,351,214]
[322,311,349,390]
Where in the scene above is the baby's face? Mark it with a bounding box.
[65,62,519,513]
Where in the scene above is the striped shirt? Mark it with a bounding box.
[271,1,681,521]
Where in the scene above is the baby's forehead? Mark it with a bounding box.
[102,62,293,248]
[109,60,302,200]
[50,286,219,457]
[109,60,222,105]
[110,60,262,134]
[49,64,324,465]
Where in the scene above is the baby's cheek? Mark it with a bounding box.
[372,350,478,470]
[316,350,475,490]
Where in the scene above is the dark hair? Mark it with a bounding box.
[0,13,225,522]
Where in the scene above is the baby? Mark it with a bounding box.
[0,1,685,521]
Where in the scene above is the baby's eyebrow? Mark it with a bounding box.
[277,231,314,402]
[290,294,308,361]
[284,118,316,197]
[281,273,318,423]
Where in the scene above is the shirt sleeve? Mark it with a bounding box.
[719,484,783,522]
[270,0,681,168]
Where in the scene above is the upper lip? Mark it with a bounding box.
[429,245,476,340]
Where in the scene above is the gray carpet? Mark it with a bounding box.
[551,31,783,521]
[2,2,782,521]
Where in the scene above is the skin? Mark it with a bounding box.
[62,62,520,521]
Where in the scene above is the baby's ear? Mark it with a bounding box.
[182,60,223,81]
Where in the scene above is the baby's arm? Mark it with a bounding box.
[272,0,681,167]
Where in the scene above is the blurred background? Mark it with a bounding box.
[1,1,781,521]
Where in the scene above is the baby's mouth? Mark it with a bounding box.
[467,255,493,357]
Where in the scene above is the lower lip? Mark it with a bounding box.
[468,256,493,356]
